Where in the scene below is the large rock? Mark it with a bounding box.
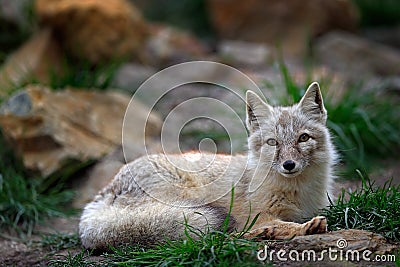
[0,85,162,176]
[267,229,398,266]
[144,24,208,67]
[35,0,148,64]
[315,31,400,78]
[0,0,32,30]
[208,0,358,57]
[0,29,63,97]
[111,63,157,93]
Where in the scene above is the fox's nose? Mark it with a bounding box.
[283,160,296,171]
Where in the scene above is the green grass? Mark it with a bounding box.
[40,233,81,251]
[322,171,400,242]
[48,60,122,90]
[105,232,264,266]
[271,61,400,178]
[47,249,98,267]
[0,132,75,236]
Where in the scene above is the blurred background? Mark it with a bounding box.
[0,0,399,264]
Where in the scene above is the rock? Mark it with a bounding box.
[0,29,64,97]
[207,0,358,57]
[144,24,208,67]
[363,26,400,50]
[266,229,398,266]
[0,0,33,31]
[111,63,157,93]
[35,0,148,64]
[315,31,400,78]
[218,40,272,67]
[0,85,162,177]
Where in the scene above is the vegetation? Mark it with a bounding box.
[323,171,400,242]
[40,233,81,252]
[0,131,75,237]
[48,249,99,267]
[48,60,122,90]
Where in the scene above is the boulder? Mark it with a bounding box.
[267,229,398,266]
[111,63,157,93]
[0,0,32,30]
[0,29,63,97]
[218,40,272,67]
[35,0,148,64]
[0,85,162,176]
[144,24,208,67]
[207,0,358,57]
[315,31,400,78]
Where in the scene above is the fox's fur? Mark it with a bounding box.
[79,82,337,250]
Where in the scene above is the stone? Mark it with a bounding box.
[0,0,33,31]
[35,0,148,64]
[144,24,208,67]
[111,63,157,93]
[0,29,64,97]
[267,229,398,266]
[0,85,162,177]
[207,0,358,57]
[315,31,400,78]
[218,40,272,67]
[363,26,400,50]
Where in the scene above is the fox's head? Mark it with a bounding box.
[246,82,333,179]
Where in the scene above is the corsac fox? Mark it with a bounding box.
[79,82,337,250]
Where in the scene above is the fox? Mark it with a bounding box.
[79,82,337,250]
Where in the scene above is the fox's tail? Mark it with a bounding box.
[79,195,235,250]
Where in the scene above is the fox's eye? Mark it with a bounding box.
[298,133,310,142]
[266,138,278,146]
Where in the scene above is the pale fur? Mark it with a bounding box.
[79,82,337,250]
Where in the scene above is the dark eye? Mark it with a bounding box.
[298,133,310,142]
[266,138,278,146]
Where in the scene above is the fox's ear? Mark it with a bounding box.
[298,82,327,122]
[246,91,272,131]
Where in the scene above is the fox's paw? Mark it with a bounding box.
[242,225,295,240]
[303,216,327,235]
[242,227,273,240]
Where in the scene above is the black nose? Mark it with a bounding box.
[283,160,296,171]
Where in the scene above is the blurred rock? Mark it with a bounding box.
[0,29,63,97]
[218,40,272,67]
[363,26,400,50]
[0,0,32,30]
[35,0,148,64]
[144,24,208,67]
[0,85,162,176]
[111,63,157,93]
[207,0,358,57]
[315,31,400,78]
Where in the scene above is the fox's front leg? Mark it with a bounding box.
[243,216,327,240]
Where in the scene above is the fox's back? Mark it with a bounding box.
[98,152,249,206]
